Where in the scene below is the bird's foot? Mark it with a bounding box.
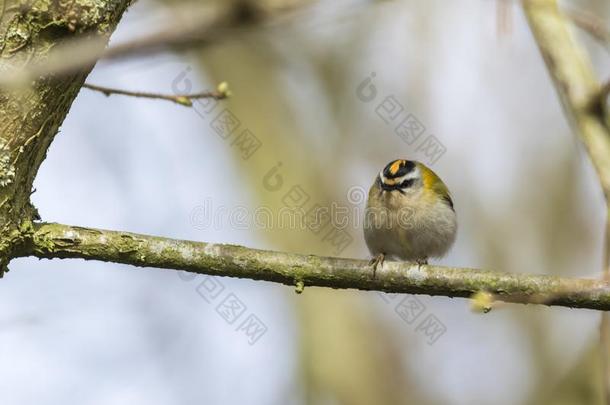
[368,253,385,279]
[415,258,428,268]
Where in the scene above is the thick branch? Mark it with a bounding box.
[0,0,132,271]
[25,222,610,311]
[524,0,610,197]
[524,1,610,401]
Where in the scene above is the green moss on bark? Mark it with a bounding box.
[26,222,610,311]
[0,0,132,273]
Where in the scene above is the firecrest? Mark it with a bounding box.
[364,159,457,277]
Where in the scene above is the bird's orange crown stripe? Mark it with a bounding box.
[389,160,403,175]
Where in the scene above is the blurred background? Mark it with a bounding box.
[1,0,610,404]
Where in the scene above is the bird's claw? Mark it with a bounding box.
[415,258,428,268]
[369,253,385,279]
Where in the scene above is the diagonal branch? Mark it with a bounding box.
[0,2,305,89]
[25,222,610,311]
[523,0,610,402]
[0,5,230,88]
[566,8,610,51]
[524,1,610,196]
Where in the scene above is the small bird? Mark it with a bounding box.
[364,159,457,277]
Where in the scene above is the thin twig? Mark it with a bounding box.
[566,8,610,52]
[496,0,513,38]
[82,82,230,106]
[23,222,610,311]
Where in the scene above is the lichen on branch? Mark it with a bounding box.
[0,0,133,273]
[26,222,610,312]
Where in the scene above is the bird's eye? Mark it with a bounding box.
[399,178,415,189]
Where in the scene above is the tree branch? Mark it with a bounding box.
[566,8,610,51]
[82,82,230,106]
[23,222,610,311]
[0,0,133,273]
[0,2,303,88]
[524,1,610,196]
[523,0,610,401]
[0,5,226,88]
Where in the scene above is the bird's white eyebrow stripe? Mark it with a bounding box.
[398,170,419,182]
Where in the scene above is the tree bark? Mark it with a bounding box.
[0,0,132,274]
[25,222,610,311]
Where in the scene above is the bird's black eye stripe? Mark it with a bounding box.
[378,177,415,192]
[399,178,414,188]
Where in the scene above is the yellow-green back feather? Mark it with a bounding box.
[417,162,454,210]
